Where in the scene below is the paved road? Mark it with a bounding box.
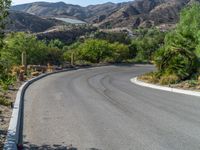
[23,65,200,150]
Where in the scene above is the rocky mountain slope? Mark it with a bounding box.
[10,0,200,30]
[11,2,89,20]
[6,11,64,32]
[97,0,200,28]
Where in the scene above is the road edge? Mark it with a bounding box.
[3,68,77,150]
[130,77,200,97]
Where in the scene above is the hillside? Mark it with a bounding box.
[96,0,200,28]
[6,11,64,32]
[11,2,89,20]
[10,0,200,30]
[36,26,97,44]
[85,2,125,23]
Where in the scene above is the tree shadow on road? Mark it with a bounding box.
[23,142,101,150]
[23,142,77,150]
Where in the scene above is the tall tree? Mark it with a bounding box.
[0,0,11,82]
[0,0,11,47]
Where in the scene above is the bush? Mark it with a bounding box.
[77,39,112,63]
[4,32,64,66]
[159,74,180,85]
[130,28,166,62]
[0,95,10,106]
[187,80,198,86]
[0,76,16,92]
[154,4,200,80]
[110,42,129,63]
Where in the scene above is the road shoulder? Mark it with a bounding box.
[131,77,200,97]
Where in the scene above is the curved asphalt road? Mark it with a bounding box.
[23,65,200,150]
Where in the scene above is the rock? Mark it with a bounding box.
[196,85,200,89]
[31,71,40,77]
[183,83,191,89]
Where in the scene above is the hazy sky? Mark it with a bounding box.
[12,0,132,6]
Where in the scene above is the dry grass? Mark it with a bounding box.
[159,74,179,85]
[138,72,159,84]
[139,72,200,91]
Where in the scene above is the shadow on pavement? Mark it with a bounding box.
[23,142,101,150]
[23,142,77,150]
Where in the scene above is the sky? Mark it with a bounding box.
[12,0,132,6]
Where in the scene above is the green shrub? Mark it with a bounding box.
[154,4,200,80]
[187,80,198,86]
[110,42,129,63]
[0,96,11,106]
[130,28,166,62]
[77,39,112,63]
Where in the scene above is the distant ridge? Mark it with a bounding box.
[9,0,200,31]
[6,10,64,32]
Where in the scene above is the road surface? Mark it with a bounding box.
[23,65,200,150]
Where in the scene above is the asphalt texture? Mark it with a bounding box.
[23,65,200,150]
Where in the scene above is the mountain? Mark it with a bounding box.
[10,2,126,22]
[85,2,125,23]
[10,0,200,30]
[36,26,97,44]
[6,11,64,32]
[96,0,200,28]
[11,2,89,20]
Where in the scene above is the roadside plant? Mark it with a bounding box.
[154,3,200,80]
[159,74,180,85]
[0,95,10,106]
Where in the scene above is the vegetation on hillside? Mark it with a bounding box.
[130,28,166,62]
[63,39,129,64]
[140,3,200,86]
[1,2,200,107]
[0,26,166,106]
[1,1,200,149]
[0,0,12,106]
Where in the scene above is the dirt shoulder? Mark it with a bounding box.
[138,74,200,92]
[0,82,22,149]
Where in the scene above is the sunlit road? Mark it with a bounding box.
[23,65,200,150]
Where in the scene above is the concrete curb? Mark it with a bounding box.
[3,68,77,150]
[130,77,200,97]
